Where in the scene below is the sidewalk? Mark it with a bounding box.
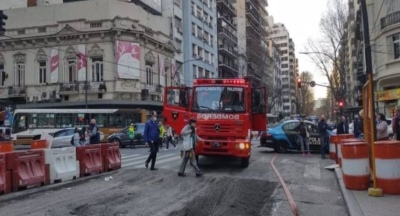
[335,168,400,216]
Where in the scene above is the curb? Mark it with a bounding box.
[334,167,365,216]
[0,169,120,203]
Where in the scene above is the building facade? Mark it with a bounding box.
[268,21,296,115]
[268,39,282,114]
[369,0,400,116]
[162,0,184,86]
[217,0,239,78]
[0,0,175,119]
[182,0,218,86]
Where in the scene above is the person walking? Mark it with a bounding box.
[318,115,332,159]
[144,111,159,171]
[376,113,389,141]
[128,123,135,149]
[158,121,165,149]
[353,115,361,138]
[72,127,80,146]
[336,116,349,134]
[392,108,400,140]
[88,119,100,144]
[296,119,311,156]
[165,125,177,150]
[178,118,203,177]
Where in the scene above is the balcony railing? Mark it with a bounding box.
[219,43,238,58]
[217,0,237,16]
[217,25,238,43]
[381,11,400,30]
[246,1,261,23]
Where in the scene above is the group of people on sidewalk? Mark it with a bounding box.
[143,111,202,177]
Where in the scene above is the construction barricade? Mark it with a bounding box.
[31,140,48,150]
[374,141,400,195]
[0,141,13,153]
[329,135,339,160]
[44,147,79,184]
[6,150,46,192]
[0,153,11,194]
[101,143,121,172]
[335,135,356,166]
[341,141,370,190]
[76,144,103,177]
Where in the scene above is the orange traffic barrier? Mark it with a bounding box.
[0,141,13,153]
[329,135,339,160]
[101,143,121,172]
[30,140,48,150]
[0,153,11,194]
[341,141,370,190]
[374,141,400,195]
[76,144,103,177]
[6,150,46,191]
[336,136,357,166]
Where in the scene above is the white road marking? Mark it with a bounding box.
[121,153,182,169]
[304,158,321,179]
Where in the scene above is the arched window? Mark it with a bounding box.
[91,57,103,82]
[146,65,153,85]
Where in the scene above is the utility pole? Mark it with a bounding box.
[360,0,376,138]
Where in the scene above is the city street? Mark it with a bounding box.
[0,141,348,216]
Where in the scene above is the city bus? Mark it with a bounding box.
[12,109,144,145]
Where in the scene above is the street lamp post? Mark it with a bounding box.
[172,57,202,86]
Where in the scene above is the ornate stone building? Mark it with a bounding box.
[0,0,175,118]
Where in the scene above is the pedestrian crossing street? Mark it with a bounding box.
[121,152,183,170]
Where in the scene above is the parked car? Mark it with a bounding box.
[50,128,75,148]
[107,123,145,148]
[260,120,335,153]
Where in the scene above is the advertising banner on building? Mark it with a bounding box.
[50,48,59,83]
[77,44,86,82]
[159,54,165,86]
[116,41,141,79]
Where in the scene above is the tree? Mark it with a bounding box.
[296,71,316,116]
[305,0,348,101]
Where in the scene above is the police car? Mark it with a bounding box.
[260,120,334,153]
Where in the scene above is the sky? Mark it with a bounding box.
[267,0,329,99]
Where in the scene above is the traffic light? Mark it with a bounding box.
[0,10,8,33]
[297,78,301,88]
[339,101,344,107]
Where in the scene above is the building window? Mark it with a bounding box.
[174,0,181,7]
[393,34,400,60]
[14,63,25,87]
[146,65,153,85]
[38,27,46,33]
[0,64,4,86]
[91,57,103,82]
[39,61,47,84]
[90,22,102,28]
[65,60,77,83]
[175,38,182,49]
[193,65,197,79]
[175,16,182,29]
[17,30,25,35]
[205,70,210,78]
[198,67,204,78]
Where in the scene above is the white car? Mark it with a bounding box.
[50,128,75,148]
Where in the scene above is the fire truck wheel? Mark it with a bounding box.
[275,141,288,153]
[240,158,249,168]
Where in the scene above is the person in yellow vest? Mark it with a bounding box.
[158,121,165,148]
[128,123,135,149]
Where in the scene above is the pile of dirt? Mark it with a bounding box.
[168,176,277,216]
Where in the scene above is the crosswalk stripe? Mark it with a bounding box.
[122,154,181,168]
[122,154,175,164]
[121,154,141,159]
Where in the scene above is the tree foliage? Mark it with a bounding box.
[297,71,316,116]
[305,0,348,101]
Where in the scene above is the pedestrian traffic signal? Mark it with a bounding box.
[0,10,8,33]
[297,78,301,88]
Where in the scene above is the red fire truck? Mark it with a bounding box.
[163,77,267,167]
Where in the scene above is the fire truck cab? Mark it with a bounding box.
[163,77,267,167]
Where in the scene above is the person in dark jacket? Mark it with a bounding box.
[353,115,361,138]
[318,115,333,159]
[336,116,349,134]
[88,119,100,144]
[295,119,311,156]
[393,108,400,141]
[144,111,160,171]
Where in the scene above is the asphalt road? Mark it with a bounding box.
[0,141,348,216]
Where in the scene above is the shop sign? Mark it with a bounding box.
[376,88,400,101]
